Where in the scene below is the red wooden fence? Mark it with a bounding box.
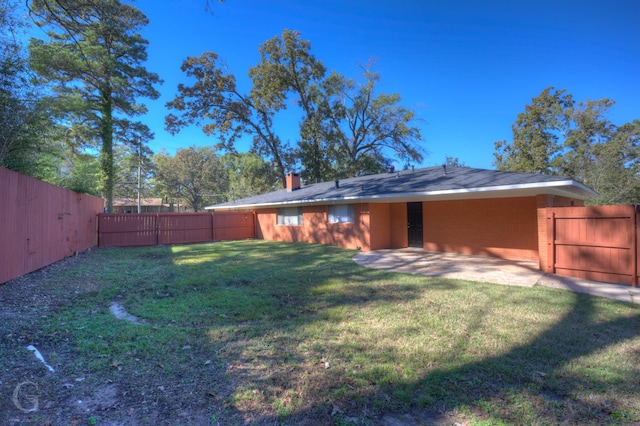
[98,214,158,247]
[97,212,255,247]
[4,167,638,290]
[0,167,104,285]
[546,205,638,286]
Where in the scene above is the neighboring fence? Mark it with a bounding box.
[0,167,104,285]
[6,167,638,290]
[97,212,255,247]
[546,205,638,286]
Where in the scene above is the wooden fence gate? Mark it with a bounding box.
[546,205,638,286]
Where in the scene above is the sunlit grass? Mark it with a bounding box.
[8,240,640,425]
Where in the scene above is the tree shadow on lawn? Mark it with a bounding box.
[154,241,640,425]
[122,240,468,423]
[3,240,639,425]
[291,290,640,424]
[186,243,640,424]
[398,291,640,424]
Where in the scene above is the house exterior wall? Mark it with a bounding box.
[253,194,585,266]
[255,204,370,250]
[369,203,391,250]
[255,202,401,252]
[368,202,408,249]
[423,197,540,262]
[390,203,408,248]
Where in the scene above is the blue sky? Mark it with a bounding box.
[134,0,639,170]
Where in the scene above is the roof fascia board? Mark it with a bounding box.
[205,180,597,210]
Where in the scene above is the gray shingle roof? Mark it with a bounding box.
[206,166,597,210]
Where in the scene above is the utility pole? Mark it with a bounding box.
[137,138,142,214]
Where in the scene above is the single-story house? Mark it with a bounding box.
[205,166,597,271]
[112,197,188,213]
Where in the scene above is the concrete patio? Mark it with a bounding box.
[353,248,640,304]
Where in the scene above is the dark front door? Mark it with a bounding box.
[407,202,423,248]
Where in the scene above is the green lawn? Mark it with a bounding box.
[2,240,639,425]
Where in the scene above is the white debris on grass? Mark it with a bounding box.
[109,302,145,324]
[26,345,55,372]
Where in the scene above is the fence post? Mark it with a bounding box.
[634,205,638,288]
[211,212,216,241]
[547,210,556,274]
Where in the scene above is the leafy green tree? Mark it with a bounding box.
[154,146,228,212]
[221,152,277,200]
[165,52,293,188]
[249,29,332,183]
[494,87,573,174]
[444,155,465,167]
[52,151,101,195]
[0,0,54,176]
[494,87,640,204]
[559,98,616,182]
[113,142,155,200]
[0,89,52,174]
[28,0,161,212]
[327,67,424,177]
[249,32,425,180]
[585,120,640,205]
[167,30,425,185]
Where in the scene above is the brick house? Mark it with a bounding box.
[205,166,597,271]
[112,198,188,213]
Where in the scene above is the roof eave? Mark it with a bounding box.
[205,180,598,211]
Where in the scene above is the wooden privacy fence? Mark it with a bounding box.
[98,212,255,247]
[546,205,638,286]
[0,167,104,285]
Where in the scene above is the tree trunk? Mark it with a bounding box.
[100,91,114,212]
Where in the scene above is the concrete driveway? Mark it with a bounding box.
[353,248,640,304]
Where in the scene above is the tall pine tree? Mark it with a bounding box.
[28,0,161,211]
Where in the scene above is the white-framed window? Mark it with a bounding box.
[277,207,303,226]
[328,204,354,223]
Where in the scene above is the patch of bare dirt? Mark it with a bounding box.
[0,251,224,425]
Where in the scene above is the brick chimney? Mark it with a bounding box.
[286,173,301,192]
